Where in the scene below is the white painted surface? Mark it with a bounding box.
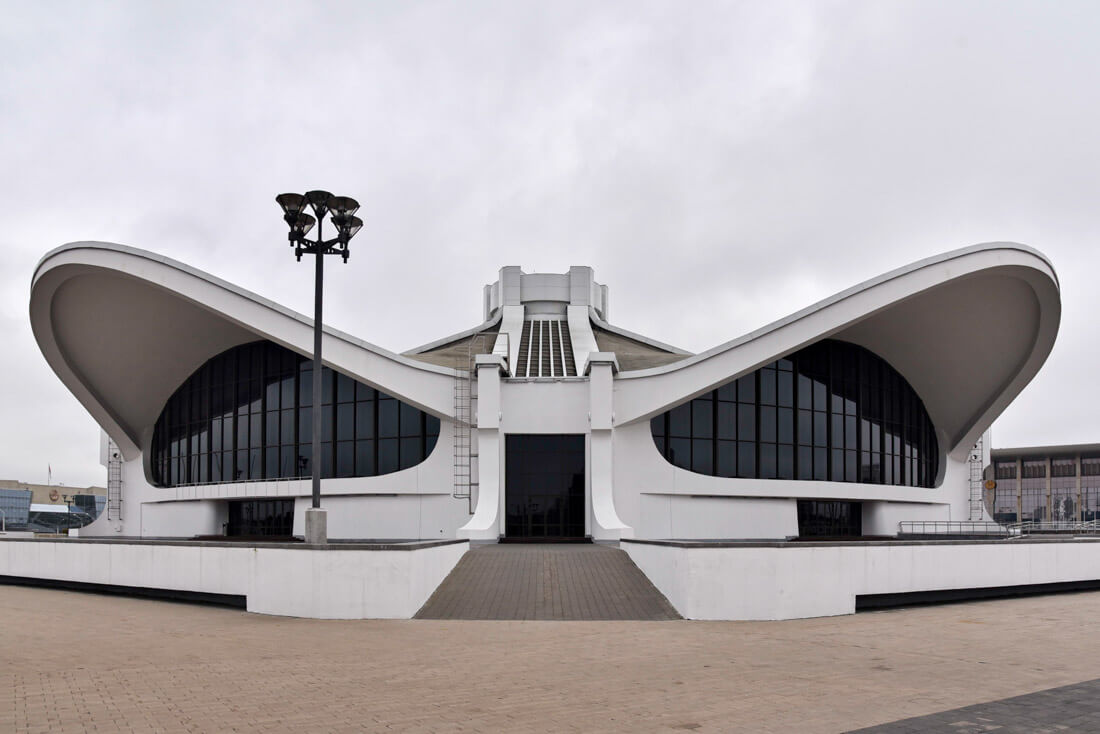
[499,379,589,435]
[458,357,505,540]
[141,500,225,537]
[624,539,1100,620]
[0,539,468,619]
[637,495,799,540]
[862,499,950,536]
[297,494,462,541]
[567,304,600,376]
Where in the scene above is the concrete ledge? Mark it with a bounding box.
[0,538,469,619]
[856,578,1100,610]
[624,537,1100,548]
[0,575,246,608]
[623,538,1100,620]
[0,537,467,551]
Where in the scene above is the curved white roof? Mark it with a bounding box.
[31,241,1059,464]
[614,243,1060,460]
[31,242,456,460]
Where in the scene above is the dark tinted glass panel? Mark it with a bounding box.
[399,437,422,470]
[760,406,777,443]
[227,499,294,537]
[336,441,354,478]
[378,438,399,475]
[738,442,755,478]
[692,439,713,474]
[505,434,585,539]
[692,399,713,439]
[669,404,691,437]
[378,398,399,438]
[669,438,690,470]
[717,440,736,478]
[648,339,938,488]
[736,374,755,402]
[759,444,776,479]
[760,369,776,404]
[797,500,862,537]
[151,340,439,487]
[356,401,375,439]
[337,404,354,442]
[356,440,375,475]
[717,402,736,440]
[738,404,755,441]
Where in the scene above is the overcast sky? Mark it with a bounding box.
[3,1,1098,488]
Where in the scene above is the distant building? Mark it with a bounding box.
[985,445,1100,524]
[0,480,106,532]
[0,479,106,507]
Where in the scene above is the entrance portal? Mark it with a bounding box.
[505,434,585,539]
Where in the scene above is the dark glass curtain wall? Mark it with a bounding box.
[151,340,440,487]
[650,340,938,488]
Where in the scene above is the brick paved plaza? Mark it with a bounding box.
[4,585,1100,733]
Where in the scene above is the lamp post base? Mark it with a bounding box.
[304,508,328,544]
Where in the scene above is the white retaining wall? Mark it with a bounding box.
[0,539,468,619]
[624,539,1100,620]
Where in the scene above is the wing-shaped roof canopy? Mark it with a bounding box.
[613,243,1060,461]
[31,242,455,460]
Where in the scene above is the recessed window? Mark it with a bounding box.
[649,340,938,488]
[151,341,441,487]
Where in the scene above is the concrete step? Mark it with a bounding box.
[414,543,681,620]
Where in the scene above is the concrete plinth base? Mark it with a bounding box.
[304,508,327,544]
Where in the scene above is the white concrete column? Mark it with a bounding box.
[585,352,632,540]
[457,355,507,541]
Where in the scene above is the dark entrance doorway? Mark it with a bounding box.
[505,434,585,539]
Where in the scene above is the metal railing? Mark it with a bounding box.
[1008,520,1100,536]
[898,519,1100,538]
[168,475,311,489]
[897,520,1015,537]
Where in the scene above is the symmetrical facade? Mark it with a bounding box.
[30,241,1060,542]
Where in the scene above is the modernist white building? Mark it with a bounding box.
[30,241,1060,545]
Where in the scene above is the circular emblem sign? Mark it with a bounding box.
[984,479,996,491]
[49,489,60,501]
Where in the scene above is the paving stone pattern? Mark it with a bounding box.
[8,586,1100,732]
[415,542,682,620]
[851,678,1100,733]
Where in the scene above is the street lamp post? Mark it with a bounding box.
[275,190,363,544]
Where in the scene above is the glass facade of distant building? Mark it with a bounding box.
[985,449,1100,523]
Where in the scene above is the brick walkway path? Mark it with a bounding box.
[851,678,1100,732]
[415,543,681,620]
[6,586,1100,732]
